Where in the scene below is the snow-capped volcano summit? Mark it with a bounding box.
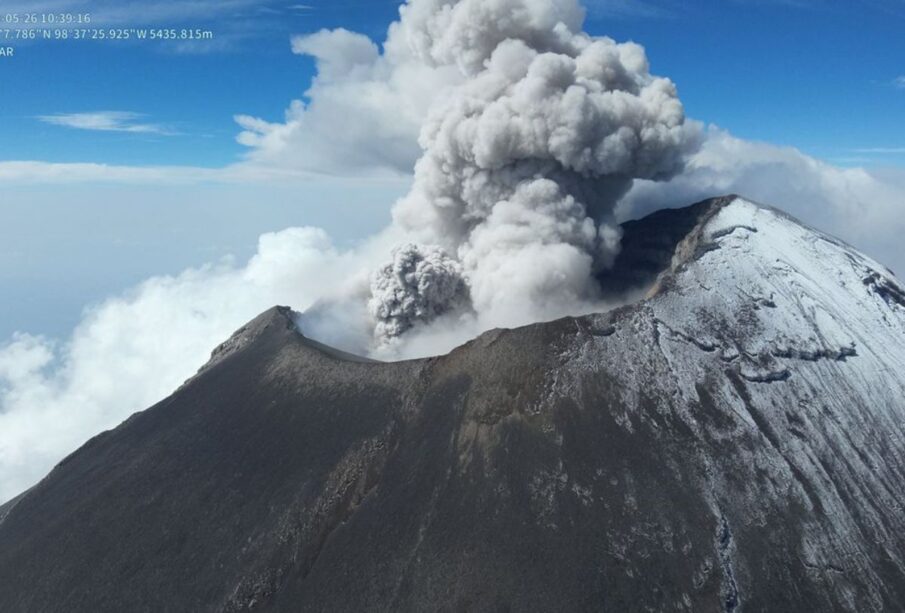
[1,196,904,611]
[612,195,905,386]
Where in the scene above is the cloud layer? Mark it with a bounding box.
[621,125,905,277]
[0,226,399,501]
[37,111,175,135]
[236,26,461,175]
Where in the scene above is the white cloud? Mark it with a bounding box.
[0,225,403,503]
[0,161,210,184]
[0,159,408,185]
[894,75,905,89]
[235,26,462,175]
[37,112,175,135]
[0,161,231,184]
[620,125,905,276]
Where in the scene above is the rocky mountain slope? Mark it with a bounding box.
[1,196,904,612]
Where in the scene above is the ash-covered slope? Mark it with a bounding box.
[2,197,905,612]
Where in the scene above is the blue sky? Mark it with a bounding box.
[0,0,405,166]
[1,0,903,168]
[1,0,904,338]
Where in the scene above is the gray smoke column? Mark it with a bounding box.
[371,0,700,332]
[369,243,469,345]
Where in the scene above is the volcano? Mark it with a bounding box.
[1,196,904,612]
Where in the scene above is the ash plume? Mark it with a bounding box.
[374,0,700,334]
[368,243,469,345]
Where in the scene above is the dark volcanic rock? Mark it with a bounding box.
[2,197,905,612]
[595,195,737,296]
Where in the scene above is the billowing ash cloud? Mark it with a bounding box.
[381,0,700,329]
[238,0,699,338]
[368,243,469,344]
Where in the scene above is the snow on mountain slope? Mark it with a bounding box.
[560,196,905,610]
[2,196,904,612]
[652,197,905,377]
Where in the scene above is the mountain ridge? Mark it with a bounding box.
[2,196,904,612]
